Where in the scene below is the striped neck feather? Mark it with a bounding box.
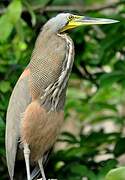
[41,34,74,111]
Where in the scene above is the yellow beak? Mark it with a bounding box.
[61,15,119,32]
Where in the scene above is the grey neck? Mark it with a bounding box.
[41,34,74,111]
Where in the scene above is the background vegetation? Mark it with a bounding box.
[0,0,125,179]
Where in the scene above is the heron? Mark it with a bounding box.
[5,13,118,180]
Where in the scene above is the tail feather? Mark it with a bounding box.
[31,166,40,180]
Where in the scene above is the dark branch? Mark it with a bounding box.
[0,0,124,15]
[42,1,125,13]
[77,64,99,88]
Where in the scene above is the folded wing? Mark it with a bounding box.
[6,68,31,180]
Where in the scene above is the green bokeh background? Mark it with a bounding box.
[0,0,125,179]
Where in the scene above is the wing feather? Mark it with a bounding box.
[6,69,31,180]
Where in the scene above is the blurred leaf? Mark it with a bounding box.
[97,159,117,179]
[70,163,96,179]
[0,117,5,156]
[0,81,11,93]
[105,167,125,180]
[91,86,123,103]
[114,61,125,72]
[67,87,86,100]
[0,0,22,42]
[23,1,36,26]
[59,132,79,144]
[99,72,125,87]
[0,117,5,129]
[114,138,125,157]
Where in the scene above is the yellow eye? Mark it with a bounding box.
[68,15,74,21]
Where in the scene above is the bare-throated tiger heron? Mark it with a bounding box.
[6,13,118,180]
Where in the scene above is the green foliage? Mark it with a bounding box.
[0,0,125,179]
[47,131,119,179]
[105,167,125,180]
[0,0,22,42]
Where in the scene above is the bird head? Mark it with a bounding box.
[43,13,119,33]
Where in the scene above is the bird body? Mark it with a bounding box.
[21,102,64,161]
[6,13,118,180]
[20,32,74,161]
[6,17,74,179]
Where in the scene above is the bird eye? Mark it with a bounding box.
[68,15,74,21]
